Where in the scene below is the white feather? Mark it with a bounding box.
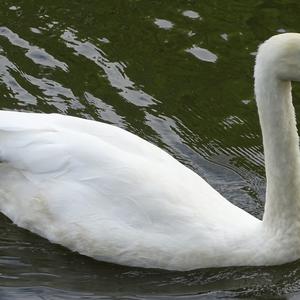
[1,33,300,270]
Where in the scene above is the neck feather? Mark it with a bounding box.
[255,71,300,231]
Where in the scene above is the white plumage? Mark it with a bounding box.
[1,33,300,270]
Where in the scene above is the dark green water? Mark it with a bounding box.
[0,0,300,299]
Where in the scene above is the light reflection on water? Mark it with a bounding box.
[0,0,300,299]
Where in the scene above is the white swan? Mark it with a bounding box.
[0,33,300,271]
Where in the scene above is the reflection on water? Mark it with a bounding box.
[154,19,174,30]
[182,10,201,20]
[0,0,300,299]
[186,45,218,63]
[61,28,157,107]
[0,27,68,71]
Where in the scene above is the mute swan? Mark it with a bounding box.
[0,33,300,271]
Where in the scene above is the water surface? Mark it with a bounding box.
[0,1,300,299]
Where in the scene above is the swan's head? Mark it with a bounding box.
[255,33,300,82]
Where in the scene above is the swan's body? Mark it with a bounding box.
[1,33,300,270]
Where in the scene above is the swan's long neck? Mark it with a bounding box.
[255,68,300,232]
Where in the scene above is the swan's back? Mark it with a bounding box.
[0,111,259,270]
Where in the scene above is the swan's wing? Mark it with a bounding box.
[0,110,170,162]
[0,120,186,266]
[0,111,259,269]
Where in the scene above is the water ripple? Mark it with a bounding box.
[23,74,83,112]
[61,28,156,107]
[186,46,218,63]
[0,55,36,105]
[84,92,125,126]
[0,27,68,71]
[154,19,174,30]
[182,10,201,20]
